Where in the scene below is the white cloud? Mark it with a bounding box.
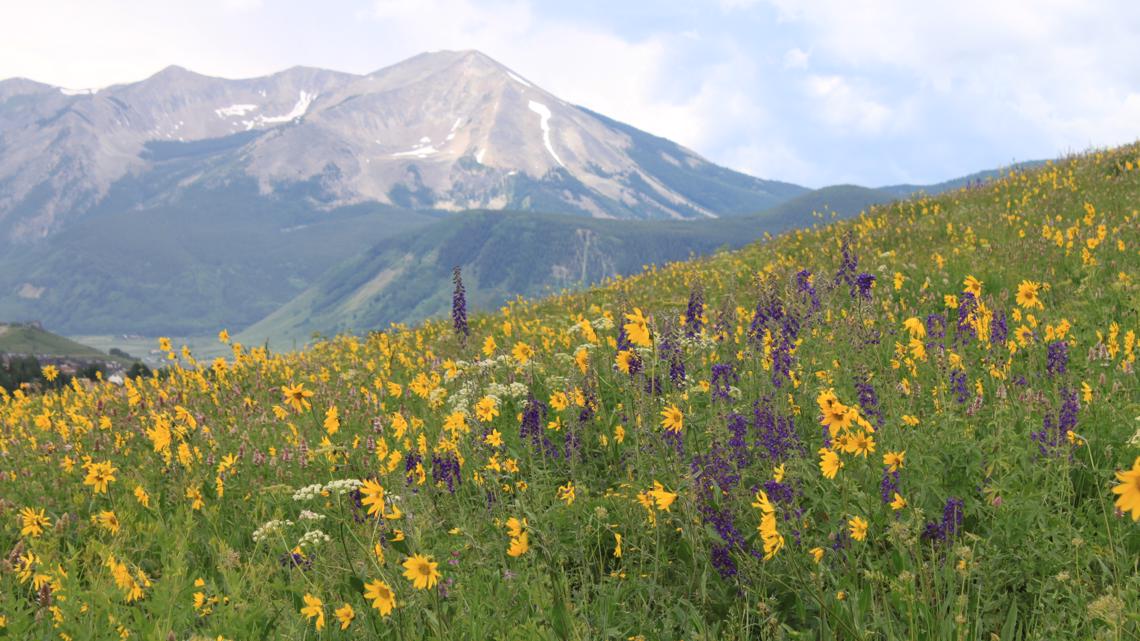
[804,74,892,135]
[782,47,809,69]
[759,0,1140,154]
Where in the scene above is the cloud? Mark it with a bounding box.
[804,74,892,135]
[758,0,1140,155]
[782,47,809,69]
[1,0,1137,187]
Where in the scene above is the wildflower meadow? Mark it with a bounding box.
[1,145,1138,640]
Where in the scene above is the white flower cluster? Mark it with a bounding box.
[291,484,325,502]
[446,379,481,414]
[298,510,325,521]
[323,478,363,496]
[475,354,516,370]
[292,478,362,501]
[485,381,529,400]
[297,529,331,548]
[428,387,447,406]
[252,519,293,543]
[592,316,614,330]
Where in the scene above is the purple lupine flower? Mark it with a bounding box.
[950,371,969,403]
[748,296,783,342]
[644,375,664,396]
[921,497,965,542]
[879,468,900,504]
[1058,389,1079,433]
[955,293,977,343]
[834,234,858,287]
[348,487,369,523]
[404,452,423,486]
[920,520,944,542]
[726,412,750,468]
[831,526,850,552]
[852,272,876,300]
[770,338,793,389]
[662,429,684,457]
[990,310,1008,345]
[753,401,802,463]
[796,269,820,313]
[762,479,795,505]
[925,313,947,339]
[431,453,462,494]
[692,444,747,552]
[519,395,544,444]
[1031,389,1080,457]
[1046,341,1068,376]
[659,339,686,386]
[710,363,737,402]
[451,266,468,343]
[855,376,884,430]
[279,551,313,570]
[691,442,741,492]
[684,286,705,337]
[941,498,964,537]
[519,395,559,458]
[710,543,738,579]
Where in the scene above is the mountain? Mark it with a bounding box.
[238,184,895,346]
[0,50,806,248]
[0,50,815,337]
[0,50,1026,341]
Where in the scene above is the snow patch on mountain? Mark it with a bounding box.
[242,91,316,129]
[216,104,259,118]
[393,144,439,158]
[527,100,564,168]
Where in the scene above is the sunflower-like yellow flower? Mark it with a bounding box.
[281,383,313,413]
[300,593,325,630]
[1016,280,1044,310]
[19,507,50,538]
[660,405,684,433]
[402,553,441,590]
[1111,456,1140,521]
[364,579,396,616]
[622,308,652,347]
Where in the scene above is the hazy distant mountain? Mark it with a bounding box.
[0,50,807,246]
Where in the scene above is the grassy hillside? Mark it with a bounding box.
[1,145,1138,639]
[240,184,893,346]
[880,160,1048,197]
[0,322,131,363]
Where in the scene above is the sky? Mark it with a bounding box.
[2,0,1139,187]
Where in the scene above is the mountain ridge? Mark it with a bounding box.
[0,49,808,246]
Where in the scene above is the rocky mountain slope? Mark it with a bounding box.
[0,50,806,247]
